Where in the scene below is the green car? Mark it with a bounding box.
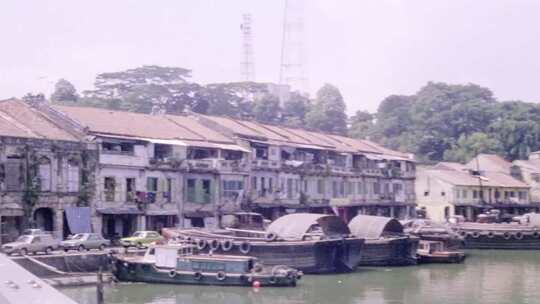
[120,231,164,248]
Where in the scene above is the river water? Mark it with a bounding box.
[61,250,540,304]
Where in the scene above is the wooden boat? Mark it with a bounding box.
[417,240,466,264]
[348,215,419,266]
[112,244,301,287]
[162,213,365,274]
[452,213,540,249]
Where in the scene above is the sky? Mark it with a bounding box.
[1,0,540,114]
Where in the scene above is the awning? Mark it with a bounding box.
[147,138,187,146]
[213,143,251,153]
[64,207,92,234]
[364,153,385,160]
[182,211,214,218]
[185,140,251,153]
[146,209,178,216]
[97,207,143,215]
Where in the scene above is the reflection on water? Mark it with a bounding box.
[62,250,540,304]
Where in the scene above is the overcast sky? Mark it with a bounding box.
[1,0,540,113]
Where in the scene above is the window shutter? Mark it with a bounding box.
[39,164,51,191]
[5,160,21,191]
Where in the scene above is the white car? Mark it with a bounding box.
[61,233,111,252]
[2,234,60,256]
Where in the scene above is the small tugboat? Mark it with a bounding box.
[112,244,301,287]
[417,240,466,264]
[402,219,465,250]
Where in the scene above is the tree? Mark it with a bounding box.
[51,79,79,103]
[348,110,374,139]
[253,94,281,123]
[22,92,46,103]
[306,84,347,135]
[444,132,503,163]
[282,92,310,124]
[81,65,200,114]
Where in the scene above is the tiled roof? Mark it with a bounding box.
[466,154,512,174]
[164,115,233,143]
[513,159,540,173]
[422,168,529,188]
[53,105,234,143]
[49,104,409,158]
[200,114,409,157]
[0,99,78,141]
[433,162,470,172]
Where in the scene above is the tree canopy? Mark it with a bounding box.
[47,65,540,163]
[305,84,348,135]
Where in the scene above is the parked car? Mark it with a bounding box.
[61,233,111,252]
[1,234,60,256]
[120,231,164,248]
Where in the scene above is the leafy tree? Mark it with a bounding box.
[282,92,310,123]
[488,101,540,160]
[306,84,347,135]
[253,94,281,123]
[348,110,374,139]
[444,132,503,163]
[81,65,199,114]
[51,79,79,102]
[22,92,46,103]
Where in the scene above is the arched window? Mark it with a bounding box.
[67,159,80,192]
[38,157,52,191]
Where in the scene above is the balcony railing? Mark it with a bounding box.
[251,159,281,169]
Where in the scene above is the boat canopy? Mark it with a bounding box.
[267,213,351,240]
[348,215,403,239]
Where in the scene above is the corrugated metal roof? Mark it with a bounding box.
[0,99,78,141]
[165,114,234,143]
[348,215,404,239]
[53,105,237,145]
[267,213,351,240]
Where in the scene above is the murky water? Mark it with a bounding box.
[62,250,540,304]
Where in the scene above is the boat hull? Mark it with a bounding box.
[165,230,364,274]
[199,238,363,274]
[357,237,418,266]
[417,252,466,264]
[112,258,297,287]
[454,225,540,249]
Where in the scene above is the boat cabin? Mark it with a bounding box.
[418,240,445,254]
[143,244,257,273]
[221,212,267,230]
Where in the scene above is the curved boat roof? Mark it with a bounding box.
[267,213,350,240]
[348,215,403,239]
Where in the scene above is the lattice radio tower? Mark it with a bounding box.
[279,0,308,94]
[240,13,255,82]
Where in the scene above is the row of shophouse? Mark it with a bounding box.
[416,154,540,222]
[0,98,416,242]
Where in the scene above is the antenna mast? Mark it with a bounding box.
[240,13,255,82]
[279,0,308,94]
